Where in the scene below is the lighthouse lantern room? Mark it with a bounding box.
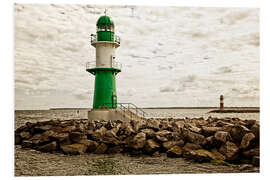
[86,14,121,109]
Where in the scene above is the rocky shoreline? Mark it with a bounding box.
[15,117,260,167]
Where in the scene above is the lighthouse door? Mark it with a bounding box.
[111,55,115,68]
[112,95,117,108]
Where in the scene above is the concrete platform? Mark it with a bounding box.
[88,109,145,121]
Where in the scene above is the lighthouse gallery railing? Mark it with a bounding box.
[86,61,122,70]
[90,34,120,45]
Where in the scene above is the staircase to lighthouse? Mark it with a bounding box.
[86,14,146,121]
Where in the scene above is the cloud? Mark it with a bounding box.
[118,88,136,97]
[180,74,197,83]
[14,4,259,109]
[214,66,233,74]
[219,9,252,25]
[243,32,260,47]
[160,86,175,93]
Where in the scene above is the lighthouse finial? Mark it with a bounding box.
[104,8,107,16]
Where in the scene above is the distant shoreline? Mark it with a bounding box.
[142,107,259,110]
[15,107,260,111]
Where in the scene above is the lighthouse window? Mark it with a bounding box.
[105,25,114,32]
[110,26,114,32]
[101,25,106,31]
[97,25,106,31]
[97,25,114,32]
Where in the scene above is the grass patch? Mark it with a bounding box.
[211,159,231,166]
[91,158,118,175]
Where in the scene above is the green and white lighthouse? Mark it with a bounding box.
[86,14,121,109]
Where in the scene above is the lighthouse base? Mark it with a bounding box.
[88,109,145,122]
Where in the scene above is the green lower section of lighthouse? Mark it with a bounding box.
[87,68,120,109]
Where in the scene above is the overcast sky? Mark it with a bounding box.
[14,4,259,109]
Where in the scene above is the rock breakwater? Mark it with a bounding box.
[15,117,259,167]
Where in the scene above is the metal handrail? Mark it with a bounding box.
[100,102,147,119]
[118,103,146,118]
[90,34,97,44]
[115,35,120,44]
[86,61,122,70]
[90,34,120,45]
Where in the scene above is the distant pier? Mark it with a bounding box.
[209,109,260,113]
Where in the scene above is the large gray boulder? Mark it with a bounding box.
[28,133,48,147]
[61,125,76,133]
[183,143,202,150]
[251,123,259,140]
[240,132,255,149]
[107,146,124,154]
[194,119,208,127]
[242,147,259,158]
[61,143,88,155]
[219,141,239,161]
[211,148,226,161]
[15,134,21,145]
[230,125,250,142]
[183,149,215,162]
[104,120,115,130]
[244,119,257,129]
[216,121,234,127]
[141,129,155,138]
[214,131,230,143]
[183,129,206,146]
[21,140,33,148]
[40,130,56,142]
[105,124,120,138]
[159,120,172,130]
[75,123,85,132]
[167,146,183,157]
[119,121,135,136]
[146,119,160,130]
[201,126,221,137]
[145,139,160,153]
[95,143,108,154]
[102,136,120,146]
[87,121,96,130]
[173,121,184,129]
[20,131,31,140]
[70,132,87,143]
[162,140,184,150]
[92,126,107,140]
[132,119,147,132]
[33,124,53,133]
[252,156,260,167]
[132,132,146,149]
[52,132,69,142]
[155,130,172,142]
[78,139,99,152]
[188,125,202,134]
[38,141,57,152]
[170,132,183,141]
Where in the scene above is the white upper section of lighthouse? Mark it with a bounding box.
[86,15,121,70]
[96,42,116,68]
[90,34,120,69]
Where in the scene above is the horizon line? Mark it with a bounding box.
[14,106,260,111]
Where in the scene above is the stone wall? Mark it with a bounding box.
[15,117,260,167]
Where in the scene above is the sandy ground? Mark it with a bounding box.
[15,145,259,176]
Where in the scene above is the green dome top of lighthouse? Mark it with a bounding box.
[96,16,114,27]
